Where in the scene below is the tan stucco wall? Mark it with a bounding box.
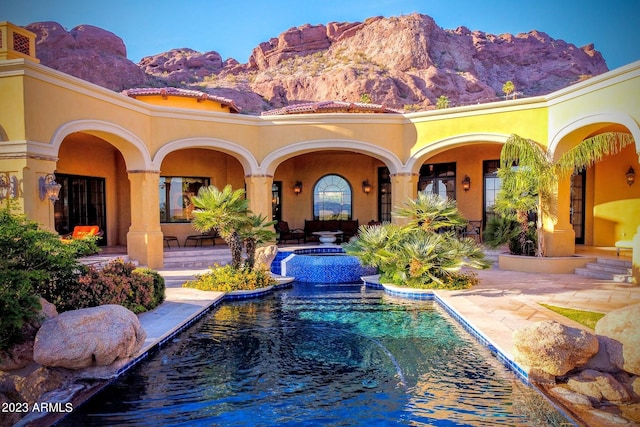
[273,152,385,231]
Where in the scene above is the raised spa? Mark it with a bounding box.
[280,247,377,283]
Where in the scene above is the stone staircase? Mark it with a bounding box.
[162,248,232,269]
[575,258,633,282]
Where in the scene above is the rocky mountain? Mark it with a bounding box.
[25,14,608,115]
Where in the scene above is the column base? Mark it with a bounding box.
[127,230,164,269]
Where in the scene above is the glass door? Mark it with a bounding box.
[54,174,107,245]
[571,170,586,244]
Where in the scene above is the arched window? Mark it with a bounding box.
[313,174,352,220]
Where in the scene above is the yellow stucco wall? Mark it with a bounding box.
[592,144,640,245]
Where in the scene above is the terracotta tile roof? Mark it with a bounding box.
[261,101,402,116]
[122,87,241,113]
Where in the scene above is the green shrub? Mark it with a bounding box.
[184,264,276,292]
[0,207,87,321]
[0,270,42,351]
[68,259,164,314]
[134,267,166,307]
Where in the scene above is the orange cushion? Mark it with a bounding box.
[71,225,100,239]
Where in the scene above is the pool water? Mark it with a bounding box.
[62,283,570,426]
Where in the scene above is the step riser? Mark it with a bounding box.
[584,264,632,275]
[596,258,632,268]
[575,258,633,282]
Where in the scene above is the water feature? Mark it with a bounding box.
[280,247,377,283]
[61,283,571,426]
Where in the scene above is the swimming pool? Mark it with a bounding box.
[61,283,570,426]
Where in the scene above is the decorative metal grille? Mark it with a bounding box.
[13,32,30,55]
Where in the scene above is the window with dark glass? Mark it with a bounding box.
[272,181,282,222]
[159,176,210,223]
[313,174,352,220]
[378,167,392,222]
[418,162,456,200]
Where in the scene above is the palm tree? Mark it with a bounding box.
[436,95,449,109]
[394,192,467,233]
[498,132,634,256]
[239,213,276,269]
[190,185,250,268]
[502,81,515,100]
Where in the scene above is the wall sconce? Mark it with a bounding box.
[461,175,471,191]
[626,166,636,186]
[39,173,62,202]
[0,173,18,199]
[362,180,372,195]
[293,181,303,195]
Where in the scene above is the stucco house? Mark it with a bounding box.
[1,22,639,282]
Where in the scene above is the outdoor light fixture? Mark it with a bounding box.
[39,173,62,202]
[461,175,471,191]
[0,173,18,199]
[362,180,372,195]
[293,181,303,195]
[626,166,636,186]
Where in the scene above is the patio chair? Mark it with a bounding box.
[184,229,219,247]
[461,220,483,242]
[275,221,305,244]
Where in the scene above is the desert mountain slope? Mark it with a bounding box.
[26,13,608,115]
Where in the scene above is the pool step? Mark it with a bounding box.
[162,248,231,269]
[575,258,632,282]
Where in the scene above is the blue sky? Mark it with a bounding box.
[3,0,639,70]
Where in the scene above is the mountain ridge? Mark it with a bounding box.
[25,13,608,115]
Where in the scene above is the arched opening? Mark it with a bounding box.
[55,132,131,246]
[554,126,639,248]
[271,151,387,231]
[158,148,245,243]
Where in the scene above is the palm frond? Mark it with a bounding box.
[555,132,634,177]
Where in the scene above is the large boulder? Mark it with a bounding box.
[33,305,146,370]
[595,303,640,376]
[513,320,599,378]
[255,244,278,270]
[566,369,632,403]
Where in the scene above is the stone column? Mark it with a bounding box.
[245,174,274,222]
[127,170,163,268]
[390,172,418,225]
[543,174,576,257]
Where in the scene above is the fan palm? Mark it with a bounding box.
[239,213,276,269]
[344,194,490,289]
[394,192,467,232]
[190,185,250,268]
